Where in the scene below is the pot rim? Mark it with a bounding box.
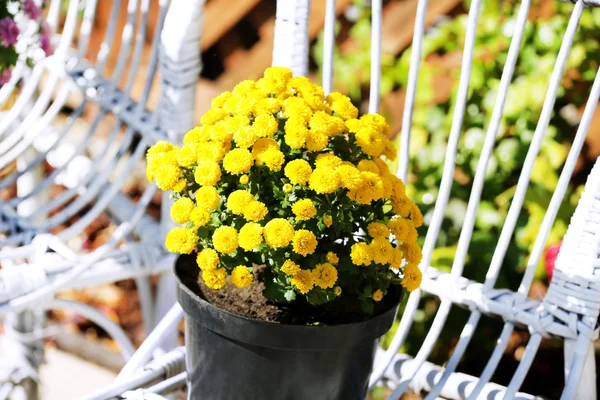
[175,255,402,350]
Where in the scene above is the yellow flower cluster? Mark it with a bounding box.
[146,66,423,307]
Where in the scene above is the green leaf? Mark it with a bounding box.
[360,298,374,314]
[306,289,334,306]
[284,290,297,302]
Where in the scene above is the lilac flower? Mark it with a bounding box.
[24,0,41,20]
[0,17,19,48]
[40,33,52,56]
[40,21,52,56]
[0,67,13,85]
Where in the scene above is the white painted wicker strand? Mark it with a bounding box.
[321,0,336,95]
[272,0,311,77]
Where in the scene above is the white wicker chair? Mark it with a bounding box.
[2,0,600,399]
[0,0,185,397]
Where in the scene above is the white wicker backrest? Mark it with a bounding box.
[0,1,179,382]
[270,0,600,399]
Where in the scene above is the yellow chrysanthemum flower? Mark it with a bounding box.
[190,207,210,227]
[165,227,197,254]
[177,145,197,168]
[357,159,379,174]
[183,127,204,145]
[304,94,330,113]
[309,111,345,137]
[403,220,419,243]
[227,190,254,215]
[309,167,340,194]
[240,174,249,185]
[389,247,404,269]
[195,141,229,163]
[389,218,413,242]
[154,163,181,191]
[212,226,239,254]
[374,158,390,176]
[372,289,383,302]
[355,126,385,157]
[202,268,227,290]
[222,115,250,132]
[290,269,314,294]
[292,229,317,256]
[345,118,362,134]
[197,248,219,271]
[252,114,278,138]
[170,197,194,224]
[261,148,285,171]
[254,98,281,115]
[283,183,293,192]
[312,263,338,289]
[306,131,329,152]
[243,201,268,222]
[223,148,254,175]
[361,113,391,137]
[383,138,398,160]
[350,242,373,266]
[147,141,176,158]
[252,138,279,166]
[391,194,412,218]
[264,218,294,248]
[233,126,258,149]
[370,237,393,265]
[401,242,422,265]
[402,264,422,292]
[284,117,309,149]
[196,186,220,211]
[238,222,264,251]
[360,171,385,202]
[322,215,332,227]
[315,153,342,170]
[327,92,358,120]
[232,80,256,96]
[194,160,221,186]
[208,123,233,143]
[173,179,187,192]
[223,94,255,115]
[336,164,364,191]
[264,66,293,81]
[281,260,301,276]
[284,159,312,185]
[200,108,227,126]
[326,252,339,265]
[231,266,254,289]
[211,91,232,109]
[410,203,424,228]
[256,76,287,96]
[381,176,394,199]
[292,199,317,221]
[282,97,312,121]
[367,222,390,238]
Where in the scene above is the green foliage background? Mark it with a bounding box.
[314,0,599,368]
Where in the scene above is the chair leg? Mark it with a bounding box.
[563,338,596,400]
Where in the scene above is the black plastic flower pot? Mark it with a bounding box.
[175,255,402,400]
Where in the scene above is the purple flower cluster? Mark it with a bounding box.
[0,67,12,85]
[0,17,19,48]
[23,0,41,20]
[0,1,53,89]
